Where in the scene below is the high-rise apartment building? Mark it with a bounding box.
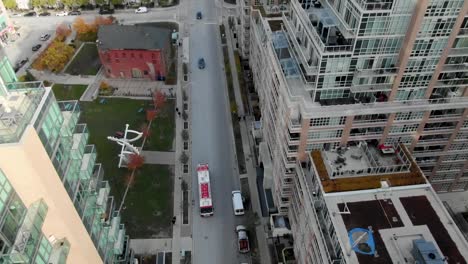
[291,143,468,263]
[248,0,468,214]
[0,52,133,263]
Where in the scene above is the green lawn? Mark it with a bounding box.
[79,98,175,238]
[52,84,88,100]
[65,43,101,76]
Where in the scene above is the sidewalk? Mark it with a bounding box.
[141,151,175,165]
[224,18,273,264]
[29,69,96,85]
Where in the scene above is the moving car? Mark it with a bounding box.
[135,7,148,13]
[38,12,51,16]
[236,225,250,254]
[198,58,205,69]
[68,10,81,15]
[40,34,51,41]
[196,11,202,19]
[56,11,68,16]
[23,11,36,17]
[14,58,29,73]
[32,44,42,51]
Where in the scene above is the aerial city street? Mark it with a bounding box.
[1,0,468,263]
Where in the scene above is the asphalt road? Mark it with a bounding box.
[189,0,247,263]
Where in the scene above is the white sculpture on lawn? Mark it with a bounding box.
[107,124,143,168]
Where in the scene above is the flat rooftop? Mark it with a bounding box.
[311,143,426,193]
[324,188,468,263]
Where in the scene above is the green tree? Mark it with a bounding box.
[110,0,122,5]
[61,0,87,7]
[3,0,17,9]
[31,0,45,7]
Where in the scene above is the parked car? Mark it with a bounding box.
[99,6,115,14]
[14,58,29,73]
[68,10,81,15]
[38,11,51,16]
[40,34,51,41]
[135,6,147,13]
[32,44,42,51]
[23,11,36,16]
[198,58,205,69]
[56,11,68,16]
[196,11,202,19]
[236,225,250,254]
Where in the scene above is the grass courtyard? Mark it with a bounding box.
[64,43,102,76]
[79,97,176,238]
[52,84,87,100]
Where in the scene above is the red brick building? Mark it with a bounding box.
[97,25,171,80]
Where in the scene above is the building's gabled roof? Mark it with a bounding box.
[97,24,172,51]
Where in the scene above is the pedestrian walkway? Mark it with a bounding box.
[29,69,96,85]
[141,151,176,165]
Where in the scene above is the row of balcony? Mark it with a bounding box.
[56,100,130,263]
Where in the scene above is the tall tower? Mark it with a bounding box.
[249,0,468,214]
[0,50,133,263]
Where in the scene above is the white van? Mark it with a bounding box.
[232,191,245,216]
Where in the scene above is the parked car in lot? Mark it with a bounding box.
[40,34,51,41]
[32,44,42,51]
[68,10,81,15]
[198,58,205,69]
[99,6,115,14]
[23,11,36,16]
[135,6,148,13]
[14,58,29,73]
[38,11,51,16]
[196,11,202,19]
[56,11,68,16]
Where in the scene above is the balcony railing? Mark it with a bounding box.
[80,145,97,180]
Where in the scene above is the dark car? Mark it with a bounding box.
[99,6,115,14]
[69,10,81,15]
[23,11,36,16]
[14,58,29,73]
[32,44,42,51]
[38,11,51,16]
[198,58,205,69]
[196,11,202,19]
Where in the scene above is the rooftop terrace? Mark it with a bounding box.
[310,143,427,193]
[324,189,468,264]
[0,82,46,144]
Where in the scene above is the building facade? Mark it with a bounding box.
[0,52,133,263]
[98,25,170,81]
[290,144,468,263]
[248,0,468,215]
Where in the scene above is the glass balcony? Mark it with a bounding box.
[80,145,97,180]
[58,101,80,136]
[48,238,70,264]
[9,199,48,262]
[108,212,121,243]
[71,124,89,160]
[96,181,110,209]
[0,81,46,144]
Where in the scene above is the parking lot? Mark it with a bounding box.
[4,23,55,75]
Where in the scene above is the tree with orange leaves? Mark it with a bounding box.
[146,109,157,122]
[140,123,151,139]
[152,90,167,110]
[56,23,72,41]
[127,153,145,170]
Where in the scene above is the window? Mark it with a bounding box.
[144,70,148,75]
[122,52,126,58]
[131,53,135,58]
